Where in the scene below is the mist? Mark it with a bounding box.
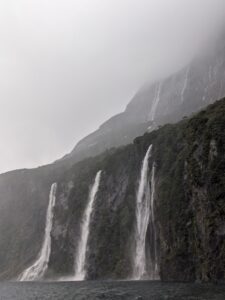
[0,0,225,174]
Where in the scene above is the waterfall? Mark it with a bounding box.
[149,82,162,121]
[132,145,159,280]
[181,67,190,103]
[19,183,57,281]
[74,171,102,281]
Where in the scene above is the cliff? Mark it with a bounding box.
[5,98,223,282]
[67,36,225,163]
[46,98,225,282]
[0,36,225,281]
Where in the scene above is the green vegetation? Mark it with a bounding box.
[1,99,225,281]
[48,98,225,281]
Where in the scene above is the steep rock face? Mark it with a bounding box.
[47,99,225,282]
[183,112,225,282]
[68,37,225,163]
[0,102,225,281]
[144,100,225,282]
[0,163,67,279]
[0,169,52,279]
[1,98,225,281]
[0,36,224,281]
[48,148,141,279]
[48,157,105,278]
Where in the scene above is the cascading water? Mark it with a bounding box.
[132,145,159,280]
[74,171,102,281]
[181,67,190,103]
[149,82,162,121]
[19,183,57,281]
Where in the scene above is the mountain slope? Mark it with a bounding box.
[1,98,225,281]
[49,98,225,282]
[67,38,225,163]
[0,36,225,281]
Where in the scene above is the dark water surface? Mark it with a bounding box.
[0,281,224,300]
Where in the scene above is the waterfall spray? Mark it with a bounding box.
[19,183,57,281]
[74,171,102,281]
[132,145,159,280]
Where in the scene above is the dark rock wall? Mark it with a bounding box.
[1,99,225,282]
[0,167,55,279]
[0,161,68,279]
[0,35,225,282]
[47,99,225,282]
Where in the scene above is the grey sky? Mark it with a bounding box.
[0,0,225,174]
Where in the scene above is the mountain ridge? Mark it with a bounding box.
[4,97,225,281]
[67,37,225,163]
[0,34,225,281]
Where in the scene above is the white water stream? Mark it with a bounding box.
[133,146,159,280]
[74,171,102,281]
[19,183,57,281]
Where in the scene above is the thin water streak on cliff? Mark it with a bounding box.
[181,67,190,103]
[149,83,162,121]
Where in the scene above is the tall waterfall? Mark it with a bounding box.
[19,183,57,281]
[74,171,102,281]
[133,145,159,280]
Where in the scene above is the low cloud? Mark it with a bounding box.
[0,0,224,173]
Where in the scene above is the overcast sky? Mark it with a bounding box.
[0,0,225,174]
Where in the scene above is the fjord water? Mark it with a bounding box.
[133,145,159,280]
[19,183,57,281]
[74,171,102,280]
[1,281,225,300]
